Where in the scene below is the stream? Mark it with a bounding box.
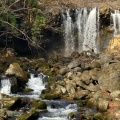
[0,73,78,120]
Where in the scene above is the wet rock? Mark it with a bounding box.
[5,63,28,86]
[0,93,21,110]
[68,112,75,119]
[54,75,63,82]
[97,98,109,112]
[68,60,81,69]
[40,93,61,100]
[31,100,47,109]
[16,108,39,120]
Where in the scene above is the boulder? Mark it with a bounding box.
[60,67,69,75]
[89,61,101,69]
[16,108,39,120]
[99,53,113,65]
[40,93,61,100]
[98,63,120,92]
[66,83,76,94]
[5,63,28,86]
[68,60,81,69]
[81,70,91,85]
[97,98,109,112]
[0,109,8,119]
[0,93,21,110]
[31,100,47,109]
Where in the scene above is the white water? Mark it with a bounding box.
[0,79,11,94]
[62,7,99,56]
[38,101,77,120]
[0,73,78,120]
[83,7,99,53]
[63,9,75,56]
[111,10,120,36]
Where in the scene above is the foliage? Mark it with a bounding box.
[0,0,46,48]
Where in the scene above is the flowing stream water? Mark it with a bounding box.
[0,73,78,120]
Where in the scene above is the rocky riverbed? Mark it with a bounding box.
[1,35,120,119]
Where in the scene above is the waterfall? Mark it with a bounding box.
[26,73,47,97]
[83,7,99,53]
[0,78,11,94]
[111,10,120,36]
[62,9,75,56]
[62,7,99,56]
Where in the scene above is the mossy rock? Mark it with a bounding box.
[40,93,61,100]
[16,108,39,120]
[31,100,47,109]
[93,112,103,120]
[87,98,97,108]
[68,112,75,119]
[48,76,54,84]
[77,100,87,107]
[1,93,21,109]
[24,87,34,92]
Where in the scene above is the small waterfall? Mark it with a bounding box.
[62,7,99,56]
[26,73,47,98]
[0,78,11,94]
[111,10,120,36]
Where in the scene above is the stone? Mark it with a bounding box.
[81,70,91,85]
[98,63,120,92]
[87,98,97,108]
[110,90,120,100]
[16,108,39,120]
[68,60,81,69]
[31,100,47,109]
[99,53,113,65]
[60,67,69,75]
[5,63,28,86]
[89,61,101,69]
[66,83,75,94]
[0,109,8,119]
[97,98,109,112]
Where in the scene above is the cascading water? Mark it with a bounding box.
[83,7,99,53]
[62,9,75,56]
[62,7,99,56]
[111,10,120,36]
[0,77,11,94]
[0,73,78,120]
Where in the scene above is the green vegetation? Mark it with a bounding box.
[0,0,46,48]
